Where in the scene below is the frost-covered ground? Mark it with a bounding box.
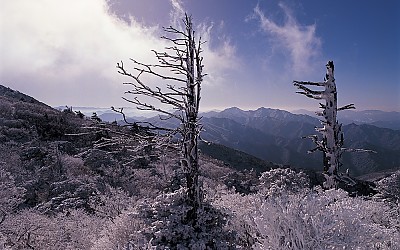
[1,164,399,249]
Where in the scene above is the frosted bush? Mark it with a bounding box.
[61,155,89,177]
[211,182,399,249]
[92,189,191,249]
[57,209,105,249]
[1,209,60,249]
[95,187,245,249]
[211,188,261,248]
[258,168,309,197]
[131,168,165,198]
[90,185,136,220]
[252,189,399,249]
[0,232,12,250]
[0,169,25,217]
[0,100,12,117]
[0,207,104,249]
[91,206,148,249]
[376,170,400,203]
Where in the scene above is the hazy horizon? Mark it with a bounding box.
[52,103,400,115]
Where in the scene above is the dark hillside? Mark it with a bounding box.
[0,85,49,107]
[0,84,236,212]
[199,142,279,174]
[0,84,155,211]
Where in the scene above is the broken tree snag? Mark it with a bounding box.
[117,13,205,225]
[293,61,374,187]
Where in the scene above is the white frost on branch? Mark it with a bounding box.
[294,61,375,184]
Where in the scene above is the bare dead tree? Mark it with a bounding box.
[294,61,374,187]
[116,13,205,223]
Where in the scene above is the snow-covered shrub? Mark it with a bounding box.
[44,177,100,212]
[140,188,232,249]
[94,187,243,249]
[90,185,136,220]
[0,209,62,249]
[0,208,103,249]
[0,232,12,250]
[61,155,89,177]
[130,168,165,198]
[253,188,399,249]
[0,169,25,220]
[211,187,261,248]
[223,169,259,194]
[258,168,309,197]
[91,206,148,249]
[211,181,399,249]
[0,99,13,117]
[56,209,105,249]
[376,170,400,203]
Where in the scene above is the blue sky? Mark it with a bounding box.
[1,0,399,112]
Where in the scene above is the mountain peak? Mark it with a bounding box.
[220,107,246,116]
[223,106,244,112]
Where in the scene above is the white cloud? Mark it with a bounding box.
[196,22,240,87]
[0,0,168,105]
[253,3,321,75]
[0,0,239,108]
[166,0,240,87]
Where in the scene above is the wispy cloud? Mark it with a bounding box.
[169,0,185,28]
[252,3,321,74]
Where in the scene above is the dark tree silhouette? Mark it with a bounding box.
[116,14,205,224]
[91,112,102,122]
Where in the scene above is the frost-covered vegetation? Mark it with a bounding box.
[0,90,398,248]
[1,152,399,249]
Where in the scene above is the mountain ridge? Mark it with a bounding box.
[2,84,398,177]
[200,107,400,176]
[92,104,399,176]
[122,105,400,176]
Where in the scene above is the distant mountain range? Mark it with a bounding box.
[292,108,400,130]
[118,106,398,177]
[53,104,400,177]
[70,105,400,131]
[199,107,400,176]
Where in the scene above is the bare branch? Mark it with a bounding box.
[338,103,356,111]
[294,83,324,96]
[111,106,134,125]
[128,58,187,83]
[293,80,325,86]
[341,148,377,153]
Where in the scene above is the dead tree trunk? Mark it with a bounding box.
[116,14,204,224]
[293,61,373,187]
[181,17,202,221]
